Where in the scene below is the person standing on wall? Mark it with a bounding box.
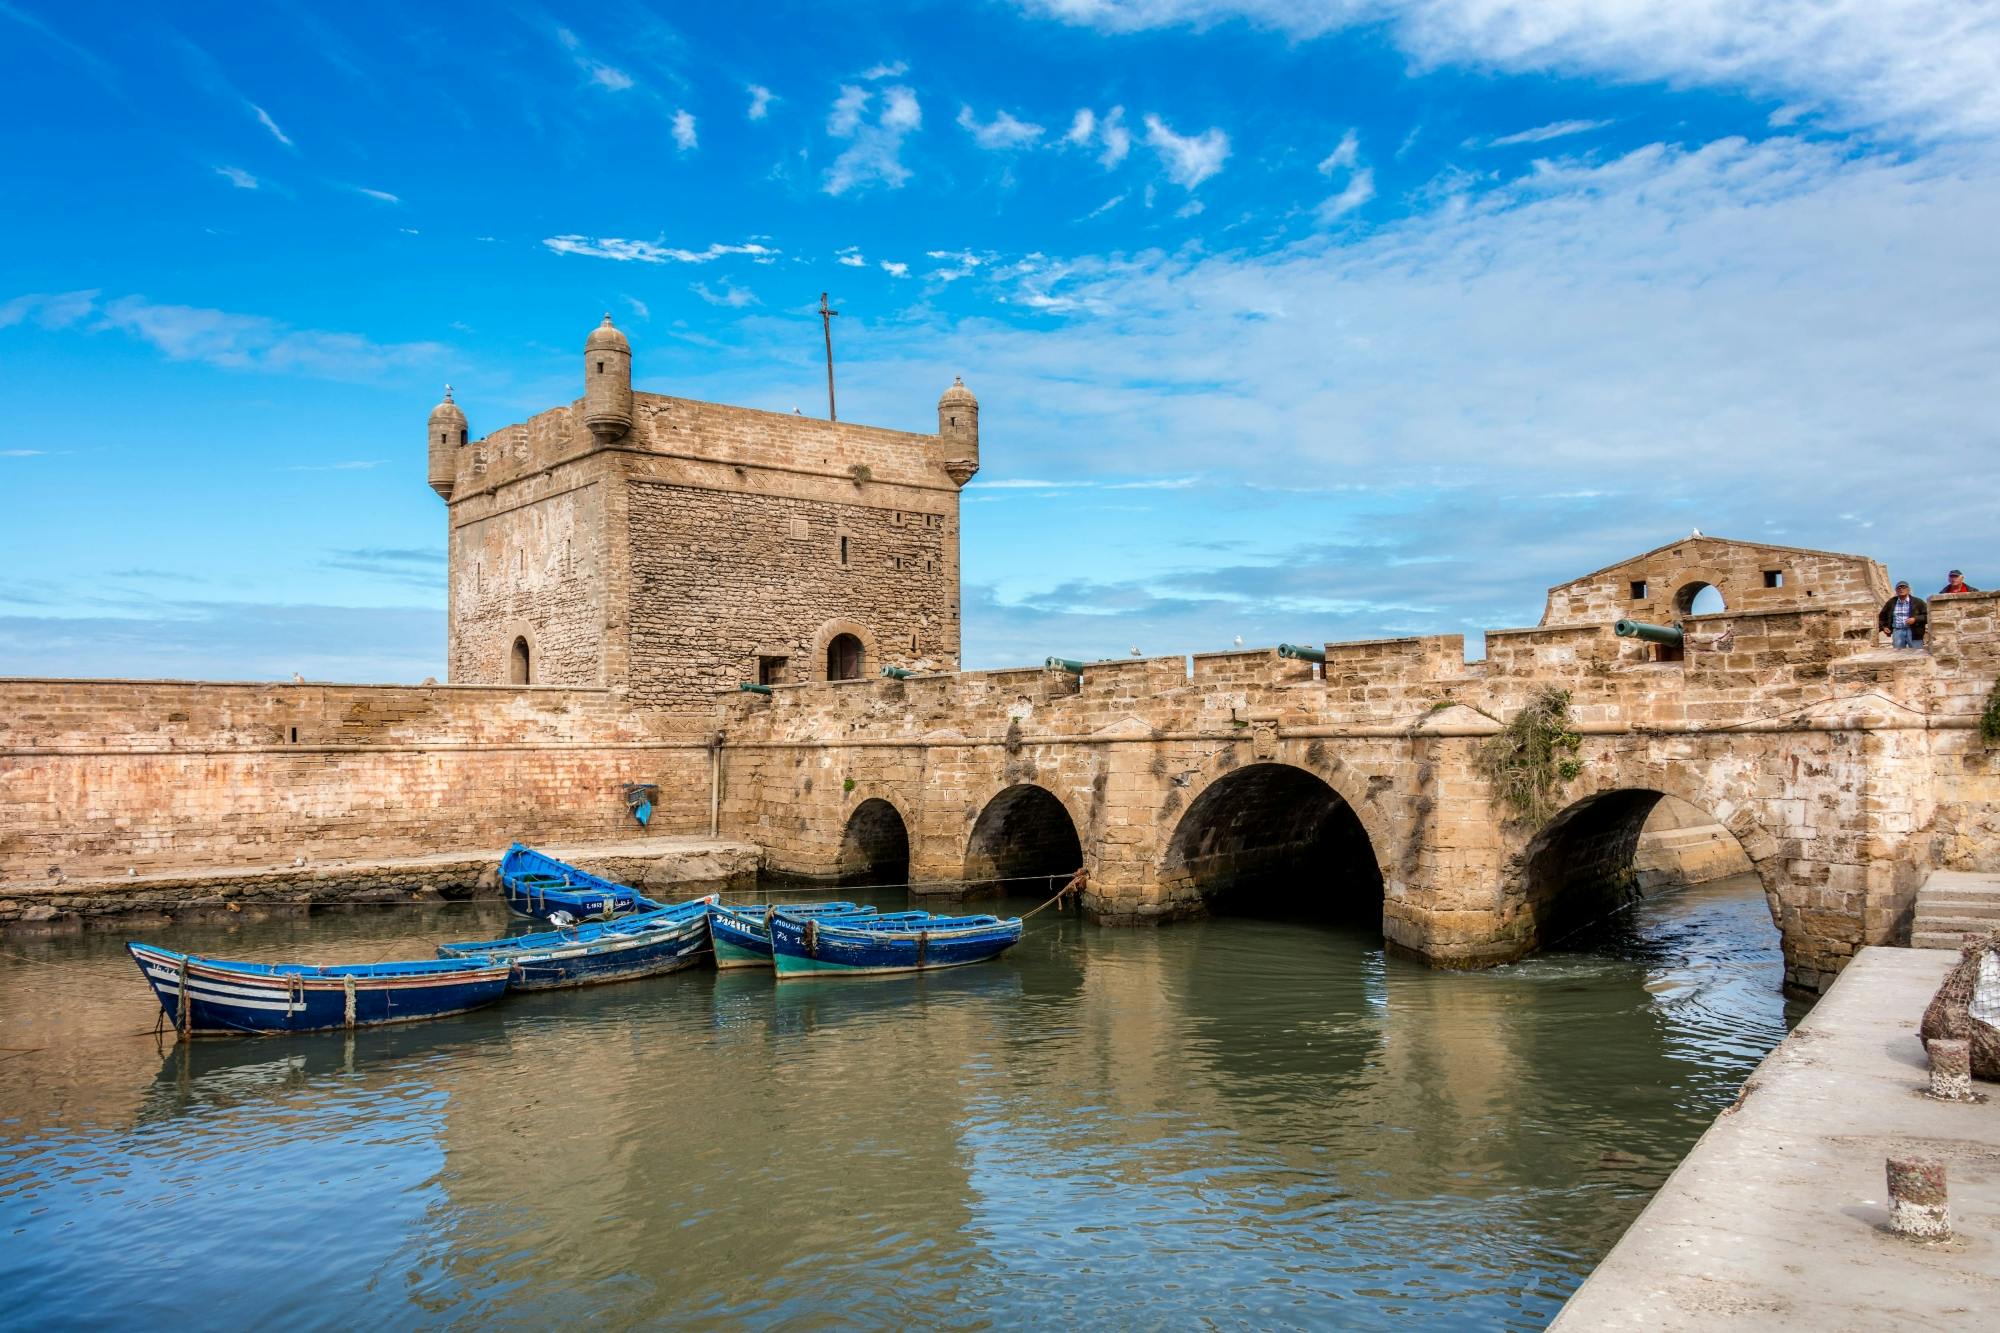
[1878,580,1927,650]
[1937,569,1978,595]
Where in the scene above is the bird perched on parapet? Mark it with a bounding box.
[1234,635,1243,648]
[126,868,135,878]
[292,672,305,684]
[1130,646,1141,656]
[292,855,306,868]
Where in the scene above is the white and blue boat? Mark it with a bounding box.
[437,895,717,990]
[768,910,1024,979]
[128,942,512,1036]
[499,843,657,922]
[708,902,916,969]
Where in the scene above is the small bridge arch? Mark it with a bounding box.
[1159,761,1385,927]
[963,783,1085,896]
[837,797,911,887]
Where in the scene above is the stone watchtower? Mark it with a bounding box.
[428,314,979,708]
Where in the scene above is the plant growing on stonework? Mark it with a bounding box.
[1477,686,1584,828]
[1981,678,2000,747]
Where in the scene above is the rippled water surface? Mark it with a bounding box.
[0,875,1803,1329]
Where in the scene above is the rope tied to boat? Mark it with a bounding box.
[176,954,191,1037]
[803,917,819,959]
[343,974,357,1029]
[916,930,928,967]
[1021,869,1089,922]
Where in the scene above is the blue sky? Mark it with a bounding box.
[3,1,1996,680]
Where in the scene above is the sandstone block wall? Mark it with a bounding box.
[0,679,711,883]
[1541,535,1891,626]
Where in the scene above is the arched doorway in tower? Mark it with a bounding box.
[509,636,532,684]
[826,633,864,681]
[963,784,1084,897]
[1674,581,1726,616]
[1160,763,1383,928]
[837,798,910,888]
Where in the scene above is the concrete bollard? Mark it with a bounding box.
[1926,1038,1975,1102]
[1886,1157,1950,1239]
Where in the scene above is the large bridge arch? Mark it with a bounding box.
[836,796,910,887]
[1157,761,1385,927]
[963,782,1086,896]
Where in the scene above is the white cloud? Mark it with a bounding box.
[860,60,908,80]
[1066,108,1096,145]
[958,104,1045,150]
[351,185,399,203]
[1488,118,1614,148]
[1100,107,1131,167]
[2,449,48,457]
[672,108,697,151]
[824,84,923,195]
[1318,128,1360,174]
[542,235,778,263]
[837,246,868,267]
[250,103,292,148]
[1317,165,1374,219]
[1082,192,1127,219]
[692,278,759,308]
[1143,114,1229,188]
[881,260,909,277]
[2,292,447,379]
[623,294,650,320]
[1013,0,2000,138]
[747,83,775,120]
[557,26,633,91]
[214,165,259,190]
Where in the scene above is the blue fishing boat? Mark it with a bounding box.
[128,942,512,1036]
[708,902,914,969]
[437,895,717,990]
[768,910,1024,979]
[499,843,657,922]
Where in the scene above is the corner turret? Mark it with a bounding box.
[584,313,633,442]
[938,375,979,487]
[427,385,467,500]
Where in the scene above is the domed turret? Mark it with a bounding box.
[938,376,979,487]
[583,313,633,442]
[427,384,467,500]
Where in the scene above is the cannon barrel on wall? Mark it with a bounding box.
[1277,643,1327,663]
[880,666,915,679]
[1046,657,1086,674]
[1614,619,1684,648]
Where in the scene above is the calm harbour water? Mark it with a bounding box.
[0,874,1802,1330]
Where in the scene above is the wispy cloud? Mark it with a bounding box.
[556,26,633,91]
[1317,167,1374,220]
[747,83,775,120]
[349,185,400,203]
[824,83,923,195]
[250,102,293,148]
[2,449,48,458]
[1065,105,1131,167]
[1317,128,1360,175]
[543,235,777,263]
[692,278,759,307]
[957,104,1044,150]
[1487,118,1614,148]
[1081,193,1127,219]
[1143,114,1229,189]
[623,294,651,320]
[837,246,868,267]
[860,60,908,80]
[671,108,697,151]
[214,165,259,190]
[881,260,909,277]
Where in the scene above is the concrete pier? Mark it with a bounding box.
[1552,946,2000,1329]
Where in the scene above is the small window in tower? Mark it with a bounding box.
[289,726,299,744]
[910,632,918,652]
[757,655,787,687]
[1764,569,1784,588]
[459,428,468,446]
[950,416,958,426]
[597,361,605,374]
[1630,580,1648,599]
[839,536,849,566]
[510,637,532,685]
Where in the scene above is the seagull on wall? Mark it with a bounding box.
[1129,646,1142,656]
[1233,635,1243,648]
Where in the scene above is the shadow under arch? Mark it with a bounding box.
[837,797,910,887]
[963,783,1085,897]
[1160,762,1384,928]
[1521,787,1770,953]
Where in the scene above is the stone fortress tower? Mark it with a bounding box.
[428,315,978,708]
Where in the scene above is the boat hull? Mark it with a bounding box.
[768,913,1023,979]
[707,903,893,969]
[128,943,511,1036]
[498,843,657,922]
[439,898,715,991]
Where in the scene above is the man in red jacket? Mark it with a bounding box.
[1937,570,1978,595]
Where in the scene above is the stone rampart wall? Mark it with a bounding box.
[0,679,712,882]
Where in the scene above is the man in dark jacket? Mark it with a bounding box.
[1878,581,1927,649]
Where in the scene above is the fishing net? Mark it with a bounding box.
[1920,930,2000,1079]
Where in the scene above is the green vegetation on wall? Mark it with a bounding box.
[1479,687,1585,828]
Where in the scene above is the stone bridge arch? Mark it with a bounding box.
[1156,760,1386,927]
[836,796,911,887]
[962,781,1087,897]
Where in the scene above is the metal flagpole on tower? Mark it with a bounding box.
[818,292,839,421]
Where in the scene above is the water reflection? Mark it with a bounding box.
[0,874,1795,1329]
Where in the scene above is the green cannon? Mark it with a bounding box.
[1614,619,1684,648]
[737,681,774,695]
[880,665,915,679]
[1046,657,1086,674]
[1277,643,1326,663]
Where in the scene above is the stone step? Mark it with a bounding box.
[1914,931,1990,950]
[1910,916,2000,940]
[1916,894,2000,914]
